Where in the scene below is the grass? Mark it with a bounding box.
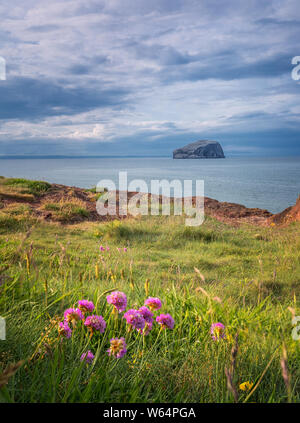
[0,177,51,202]
[41,199,90,222]
[0,214,299,403]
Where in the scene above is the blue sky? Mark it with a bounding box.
[0,0,299,156]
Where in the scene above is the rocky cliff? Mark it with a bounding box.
[173,140,225,159]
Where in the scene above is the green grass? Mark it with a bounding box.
[0,215,299,403]
[1,178,51,196]
[41,199,90,222]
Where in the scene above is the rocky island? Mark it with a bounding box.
[173,140,225,159]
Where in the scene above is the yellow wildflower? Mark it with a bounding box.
[239,381,254,391]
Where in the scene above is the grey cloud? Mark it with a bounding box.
[0,77,130,121]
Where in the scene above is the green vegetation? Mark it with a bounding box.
[0,177,51,203]
[0,213,299,403]
[1,177,51,195]
[41,199,90,222]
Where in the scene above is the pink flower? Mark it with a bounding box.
[84,315,106,335]
[107,337,127,358]
[138,306,154,323]
[156,313,175,330]
[144,297,162,311]
[58,321,72,338]
[210,323,226,341]
[99,245,105,251]
[78,300,95,314]
[123,309,145,331]
[80,350,94,364]
[107,291,127,313]
[64,308,84,326]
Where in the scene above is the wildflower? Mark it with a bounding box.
[239,381,254,391]
[124,247,128,252]
[58,321,72,339]
[78,300,95,314]
[156,313,175,330]
[138,306,154,323]
[107,291,127,313]
[80,350,94,364]
[144,297,162,311]
[107,337,127,358]
[210,322,226,341]
[64,308,84,327]
[99,245,105,251]
[84,315,106,335]
[123,309,145,331]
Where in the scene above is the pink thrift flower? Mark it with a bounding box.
[107,337,127,358]
[64,308,84,326]
[78,300,95,314]
[156,313,175,330]
[123,247,128,252]
[58,321,72,339]
[138,306,154,323]
[123,309,145,331]
[107,291,127,313]
[210,323,226,341]
[144,297,162,311]
[80,350,94,364]
[84,315,106,334]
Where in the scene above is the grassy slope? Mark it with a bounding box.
[0,214,300,403]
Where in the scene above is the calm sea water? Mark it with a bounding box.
[0,156,299,213]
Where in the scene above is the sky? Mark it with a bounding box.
[0,0,300,156]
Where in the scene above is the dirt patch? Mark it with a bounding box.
[268,196,300,226]
[0,179,284,226]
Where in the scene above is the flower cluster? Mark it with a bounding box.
[156,313,175,330]
[80,350,95,364]
[64,308,84,327]
[57,292,175,365]
[78,300,95,314]
[117,247,128,252]
[84,315,106,335]
[107,337,127,358]
[58,321,72,339]
[107,291,127,313]
[144,297,162,311]
[58,299,108,364]
[123,309,146,331]
[210,322,226,341]
[107,293,175,336]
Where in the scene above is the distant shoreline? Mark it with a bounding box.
[0,155,300,159]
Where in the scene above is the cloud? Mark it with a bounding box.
[0,0,299,155]
[0,76,130,120]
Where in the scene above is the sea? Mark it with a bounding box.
[0,156,299,214]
